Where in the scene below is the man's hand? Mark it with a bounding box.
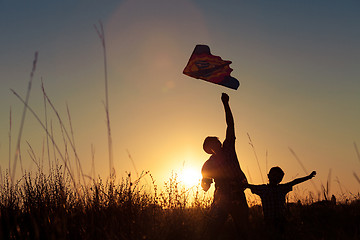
[221,93,229,103]
[309,171,316,179]
[201,178,212,192]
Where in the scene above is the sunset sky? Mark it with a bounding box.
[1,0,359,198]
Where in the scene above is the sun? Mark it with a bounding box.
[179,167,202,188]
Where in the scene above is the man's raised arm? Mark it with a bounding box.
[221,93,235,139]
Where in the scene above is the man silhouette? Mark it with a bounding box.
[201,93,249,240]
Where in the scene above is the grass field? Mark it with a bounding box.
[1,167,359,240]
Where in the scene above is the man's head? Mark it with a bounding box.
[203,136,222,154]
[267,166,284,185]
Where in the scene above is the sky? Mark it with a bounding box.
[1,0,360,199]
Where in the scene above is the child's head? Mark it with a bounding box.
[203,136,222,154]
[268,166,284,185]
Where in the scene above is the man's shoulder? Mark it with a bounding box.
[202,156,215,170]
[223,135,236,147]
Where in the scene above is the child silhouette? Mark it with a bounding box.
[247,167,316,238]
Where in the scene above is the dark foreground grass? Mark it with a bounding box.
[1,168,359,240]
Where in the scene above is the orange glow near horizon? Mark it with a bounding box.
[178,166,202,188]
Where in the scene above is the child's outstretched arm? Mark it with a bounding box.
[245,183,263,196]
[289,171,316,187]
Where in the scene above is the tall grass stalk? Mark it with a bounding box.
[8,107,12,176]
[91,144,96,180]
[247,133,265,183]
[289,147,320,195]
[354,142,360,164]
[353,142,360,184]
[127,149,139,179]
[66,102,87,187]
[354,172,360,184]
[41,85,87,187]
[94,21,114,179]
[10,89,78,193]
[265,149,268,174]
[321,168,332,200]
[41,80,52,175]
[26,141,41,172]
[11,52,38,183]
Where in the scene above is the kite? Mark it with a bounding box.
[183,45,240,90]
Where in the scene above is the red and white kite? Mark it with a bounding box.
[183,45,240,90]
